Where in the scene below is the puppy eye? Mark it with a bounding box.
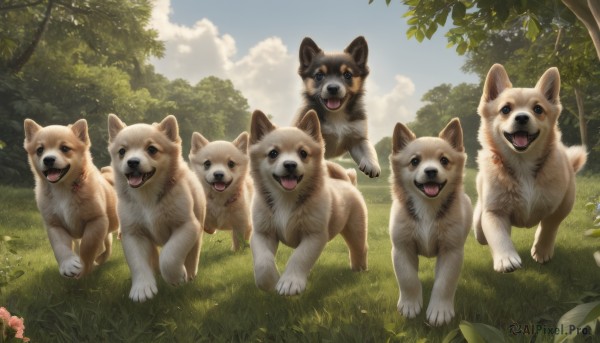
[500,105,511,115]
[410,157,420,166]
[60,145,71,153]
[314,72,324,82]
[533,105,543,115]
[118,148,126,157]
[147,145,158,155]
[440,157,449,166]
[36,147,44,156]
[299,150,308,159]
[268,149,279,159]
[343,72,353,80]
[228,161,236,169]
[203,161,211,170]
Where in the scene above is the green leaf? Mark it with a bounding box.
[442,328,461,343]
[459,321,506,343]
[435,8,450,26]
[407,16,420,25]
[555,301,600,343]
[415,29,425,42]
[456,42,468,55]
[425,23,438,39]
[452,2,467,22]
[585,202,596,212]
[585,229,600,238]
[407,26,418,39]
[525,17,540,41]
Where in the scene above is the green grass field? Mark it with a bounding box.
[0,169,598,342]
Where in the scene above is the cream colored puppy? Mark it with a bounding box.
[108,114,205,302]
[389,118,472,326]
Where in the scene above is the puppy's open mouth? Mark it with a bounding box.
[211,181,231,192]
[126,169,155,188]
[273,174,303,191]
[321,96,346,111]
[414,180,447,198]
[503,131,540,151]
[43,166,70,183]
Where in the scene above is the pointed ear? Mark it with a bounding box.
[344,36,369,70]
[297,110,322,143]
[392,122,416,153]
[190,132,209,154]
[439,118,464,152]
[70,119,90,146]
[299,37,322,74]
[233,131,249,154]
[250,110,275,145]
[535,67,561,105]
[24,119,42,143]
[107,113,126,143]
[158,115,180,143]
[482,64,512,103]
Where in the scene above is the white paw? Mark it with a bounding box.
[129,279,158,302]
[531,244,554,264]
[426,300,455,326]
[397,296,422,319]
[254,262,280,291]
[358,158,381,178]
[493,252,522,273]
[276,273,307,296]
[59,256,82,278]
[162,265,188,286]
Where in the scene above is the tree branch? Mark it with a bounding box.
[562,0,600,61]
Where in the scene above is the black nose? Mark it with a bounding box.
[425,168,438,179]
[213,171,224,180]
[326,84,339,95]
[515,114,529,125]
[43,156,55,167]
[283,161,297,172]
[127,158,140,169]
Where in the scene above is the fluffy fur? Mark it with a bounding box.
[294,36,381,178]
[389,118,472,326]
[189,132,253,251]
[24,119,118,278]
[473,64,587,273]
[250,109,368,296]
[107,114,205,302]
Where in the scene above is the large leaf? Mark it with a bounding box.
[585,229,600,238]
[459,321,506,343]
[555,301,600,343]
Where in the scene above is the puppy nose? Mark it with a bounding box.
[425,168,438,179]
[127,158,140,169]
[326,84,339,95]
[283,161,297,172]
[213,171,224,180]
[43,156,55,167]
[515,114,529,125]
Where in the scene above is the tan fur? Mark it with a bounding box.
[189,132,253,251]
[23,119,118,278]
[389,118,472,326]
[249,109,368,296]
[107,114,205,302]
[474,64,587,273]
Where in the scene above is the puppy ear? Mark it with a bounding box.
[24,119,42,143]
[107,113,126,143]
[250,110,275,145]
[297,110,322,143]
[299,37,322,74]
[392,122,415,153]
[439,118,464,152]
[233,131,249,154]
[158,115,181,143]
[482,64,512,103]
[70,119,90,146]
[344,36,369,70]
[190,132,209,154]
[535,67,561,105]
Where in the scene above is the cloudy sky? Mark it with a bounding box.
[148,0,479,142]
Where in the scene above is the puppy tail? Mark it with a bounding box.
[100,166,115,186]
[325,161,358,186]
[565,146,587,173]
[346,168,358,186]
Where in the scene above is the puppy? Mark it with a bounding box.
[474,64,587,273]
[107,114,205,302]
[250,109,368,296]
[189,132,253,251]
[23,119,118,278]
[294,36,381,178]
[389,118,472,326]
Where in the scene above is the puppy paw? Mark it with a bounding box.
[129,280,158,302]
[162,265,188,286]
[426,300,455,326]
[358,158,381,178]
[59,256,82,278]
[531,244,554,264]
[493,253,522,273]
[397,296,422,319]
[276,273,307,296]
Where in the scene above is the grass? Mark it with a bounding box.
[0,169,599,342]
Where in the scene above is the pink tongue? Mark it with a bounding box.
[326,99,341,109]
[423,183,440,197]
[128,175,143,187]
[513,132,529,148]
[46,169,62,182]
[280,177,298,190]
[213,182,227,192]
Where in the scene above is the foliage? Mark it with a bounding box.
[0,236,24,295]
[585,196,600,267]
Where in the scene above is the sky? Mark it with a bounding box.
[148,0,479,142]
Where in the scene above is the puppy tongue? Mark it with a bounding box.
[128,174,144,187]
[423,183,440,197]
[326,98,341,110]
[513,132,529,148]
[46,169,62,182]
[280,176,298,190]
[213,182,227,192]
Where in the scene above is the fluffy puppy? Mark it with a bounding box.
[24,119,118,278]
